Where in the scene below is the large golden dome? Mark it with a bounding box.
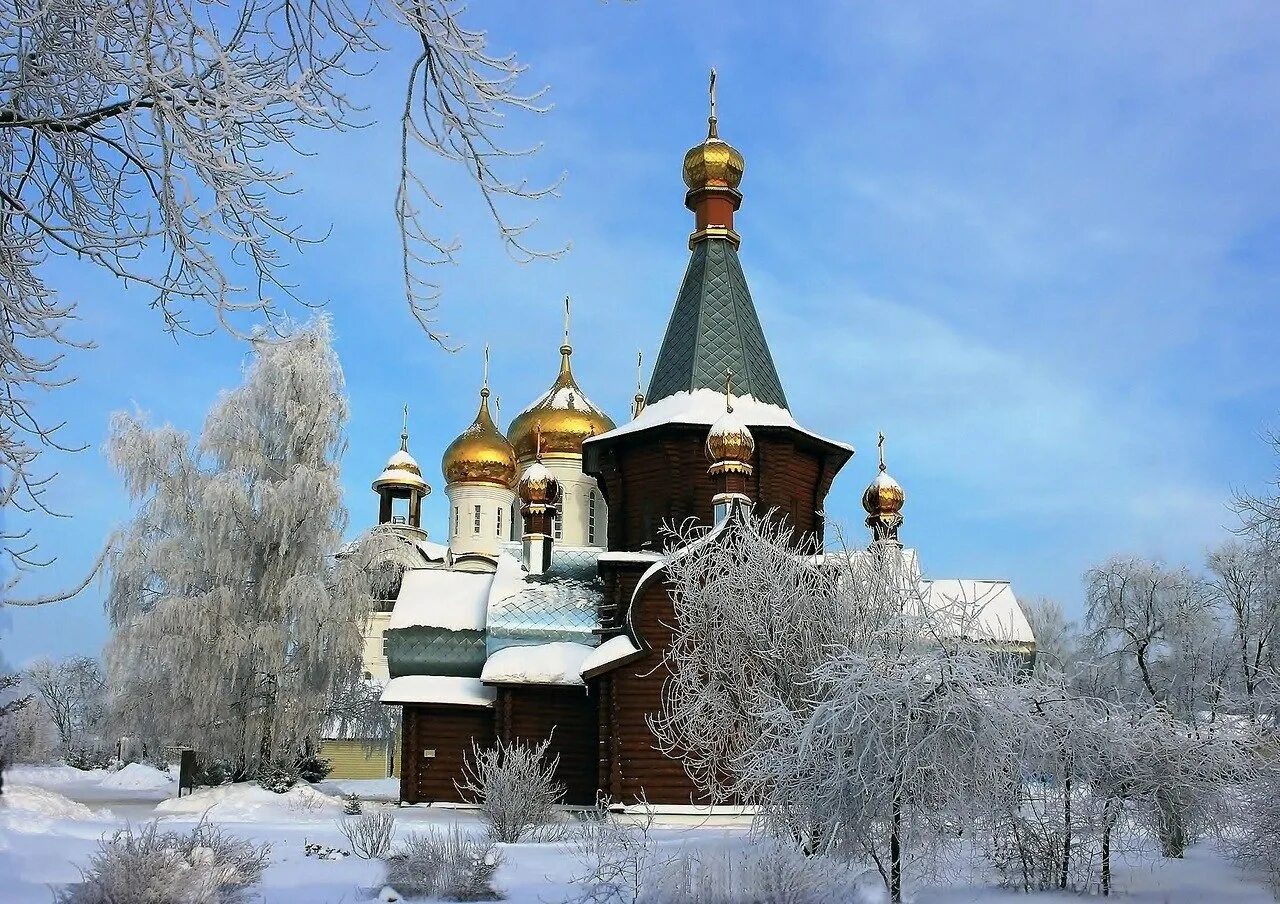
[442,387,517,487]
[507,345,615,460]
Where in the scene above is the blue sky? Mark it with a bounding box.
[5,1,1280,666]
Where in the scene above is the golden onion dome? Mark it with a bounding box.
[706,403,755,465]
[682,69,744,192]
[862,468,905,517]
[441,387,518,488]
[517,459,560,507]
[507,345,615,461]
[683,135,745,192]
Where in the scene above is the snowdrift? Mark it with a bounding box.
[154,782,342,821]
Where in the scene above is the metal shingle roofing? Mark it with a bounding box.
[646,237,788,409]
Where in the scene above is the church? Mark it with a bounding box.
[338,79,1035,802]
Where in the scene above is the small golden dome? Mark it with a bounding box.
[682,69,744,192]
[706,404,755,465]
[517,459,560,507]
[683,136,745,192]
[507,345,615,460]
[442,388,517,488]
[862,468,905,517]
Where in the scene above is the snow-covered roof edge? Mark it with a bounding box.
[580,635,645,680]
[481,641,595,687]
[584,389,853,453]
[381,676,496,707]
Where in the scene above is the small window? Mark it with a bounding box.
[453,506,459,535]
[511,502,519,540]
[496,506,503,538]
[588,491,597,545]
[473,504,482,535]
[553,505,563,541]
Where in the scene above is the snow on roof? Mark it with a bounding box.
[380,675,496,707]
[586,388,852,452]
[417,540,448,561]
[924,579,1035,645]
[581,634,643,677]
[596,551,664,565]
[518,381,608,417]
[481,641,595,686]
[387,568,492,632]
[487,549,602,654]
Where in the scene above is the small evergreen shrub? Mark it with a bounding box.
[192,758,234,787]
[344,792,363,815]
[383,827,501,901]
[296,752,332,783]
[255,760,298,794]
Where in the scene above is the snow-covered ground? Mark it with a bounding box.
[0,764,1275,903]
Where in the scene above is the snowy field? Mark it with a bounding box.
[0,765,1275,903]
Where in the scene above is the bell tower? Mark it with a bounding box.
[372,406,430,532]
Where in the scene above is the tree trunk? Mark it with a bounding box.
[890,793,902,904]
[1060,766,1072,890]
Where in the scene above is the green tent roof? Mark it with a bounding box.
[646,237,788,409]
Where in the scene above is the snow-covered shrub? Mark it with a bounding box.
[192,758,234,787]
[566,802,659,904]
[338,810,396,860]
[647,839,870,904]
[55,820,270,904]
[65,746,112,771]
[456,736,564,843]
[296,751,331,783]
[1228,761,1280,890]
[255,760,298,794]
[383,827,501,901]
[344,792,363,815]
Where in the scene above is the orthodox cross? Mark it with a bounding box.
[877,430,886,472]
[724,369,734,414]
[635,350,644,397]
[563,295,572,348]
[535,422,544,460]
[495,395,502,428]
[400,404,409,451]
[482,343,490,391]
[708,67,719,138]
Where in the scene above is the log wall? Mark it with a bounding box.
[399,704,494,804]
[495,685,600,805]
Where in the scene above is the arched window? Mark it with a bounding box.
[496,506,503,538]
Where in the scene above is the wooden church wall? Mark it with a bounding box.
[596,576,710,804]
[592,426,835,553]
[495,685,600,805]
[399,704,494,805]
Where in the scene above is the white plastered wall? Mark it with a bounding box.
[446,482,518,557]
[516,455,608,548]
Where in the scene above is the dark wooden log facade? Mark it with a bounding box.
[399,704,494,804]
[495,685,600,805]
[585,424,848,553]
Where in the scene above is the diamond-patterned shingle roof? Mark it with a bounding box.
[646,237,788,409]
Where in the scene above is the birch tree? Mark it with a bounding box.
[25,655,106,756]
[102,318,396,775]
[2,0,564,595]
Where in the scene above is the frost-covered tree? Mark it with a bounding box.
[25,655,106,756]
[651,512,1029,903]
[103,318,391,775]
[1208,540,1279,712]
[2,0,565,595]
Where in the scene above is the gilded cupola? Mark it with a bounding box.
[442,352,518,488]
[863,432,905,544]
[682,68,744,193]
[506,298,615,461]
[706,373,755,475]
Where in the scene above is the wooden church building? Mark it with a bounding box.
[366,78,1035,805]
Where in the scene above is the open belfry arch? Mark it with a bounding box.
[356,73,1034,801]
